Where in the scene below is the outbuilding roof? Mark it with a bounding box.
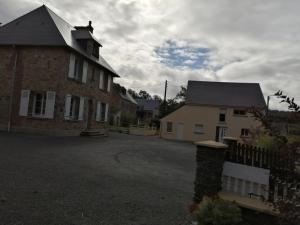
[0,5,119,77]
[136,99,160,111]
[186,81,266,108]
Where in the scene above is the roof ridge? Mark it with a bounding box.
[43,5,74,29]
[188,80,260,85]
[42,5,67,46]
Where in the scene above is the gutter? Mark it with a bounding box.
[7,45,18,132]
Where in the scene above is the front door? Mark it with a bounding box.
[176,123,184,140]
[216,126,227,142]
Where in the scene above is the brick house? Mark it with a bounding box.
[0,5,119,135]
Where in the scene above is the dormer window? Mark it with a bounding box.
[73,21,102,58]
[92,42,100,58]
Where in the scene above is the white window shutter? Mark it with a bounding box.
[82,60,88,83]
[78,97,85,121]
[96,101,101,121]
[68,54,75,78]
[45,91,56,119]
[99,70,104,89]
[19,90,30,116]
[105,103,109,122]
[107,75,111,92]
[64,94,72,120]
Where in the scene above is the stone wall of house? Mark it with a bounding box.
[0,46,116,135]
[0,46,15,128]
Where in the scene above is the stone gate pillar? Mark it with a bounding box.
[193,140,228,203]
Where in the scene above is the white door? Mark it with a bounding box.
[216,126,227,142]
[176,123,184,140]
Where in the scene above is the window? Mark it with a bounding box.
[241,128,250,137]
[70,96,80,120]
[234,109,247,116]
[19,90,56,119]
[91,67,96,82]
[166,122,173,133]
[64,95,84,120]
[101,103,106,121]
[92,43,99,58]
[32,92,46,117]
[194,124,204,134]
[68,53,83,81]
[103,73,108,90]
[219,113,226,122]
[219,108,226,122]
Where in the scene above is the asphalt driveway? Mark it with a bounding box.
[0,132,196,225]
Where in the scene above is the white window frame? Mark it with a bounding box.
[166,122,173,133]
[241,128,250,137]
[32,92,47,118]
[194,124,204,134]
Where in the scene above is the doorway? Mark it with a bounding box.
[176,123,184,140]
[215,126,227,142]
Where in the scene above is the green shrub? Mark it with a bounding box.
[254,135,279,150]
[196,198,242,225]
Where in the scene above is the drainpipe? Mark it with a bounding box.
[7,45,18,132]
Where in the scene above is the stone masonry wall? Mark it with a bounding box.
[0,46,116,135]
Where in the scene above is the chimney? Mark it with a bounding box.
[74,21,94,33]
[88,21,94,33]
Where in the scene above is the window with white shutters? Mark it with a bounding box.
[68,53,86,82]
[19,90,56,119]
[64,95,81,120]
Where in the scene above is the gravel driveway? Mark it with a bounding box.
[0,132,196,225]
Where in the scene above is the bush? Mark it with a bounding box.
[196,198,242,225]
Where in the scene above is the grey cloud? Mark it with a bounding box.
[1,0,300,109]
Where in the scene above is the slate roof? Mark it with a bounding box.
[186,81,266,108]
[136,99,160,111]
[120,92,137,105]
[0,5,119,77]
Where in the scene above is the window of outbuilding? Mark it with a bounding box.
[219,108,226,122]
[234,109,247,116]
[166,122,173,133]
[241,128,250,137]
[194,124,204,134]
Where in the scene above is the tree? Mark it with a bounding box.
[252,90,300,225]
[174,85,187,102]
[127,89,139,99]
[153,95,162,102]
[138,90,152,100]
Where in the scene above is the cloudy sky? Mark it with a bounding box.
[1,0,300,110]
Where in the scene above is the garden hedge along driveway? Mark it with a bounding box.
[0,132,195,225]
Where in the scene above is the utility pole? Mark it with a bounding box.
[164,80,167,102]
[161,80,168,117]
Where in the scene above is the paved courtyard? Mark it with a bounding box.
[0,132,196,225]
